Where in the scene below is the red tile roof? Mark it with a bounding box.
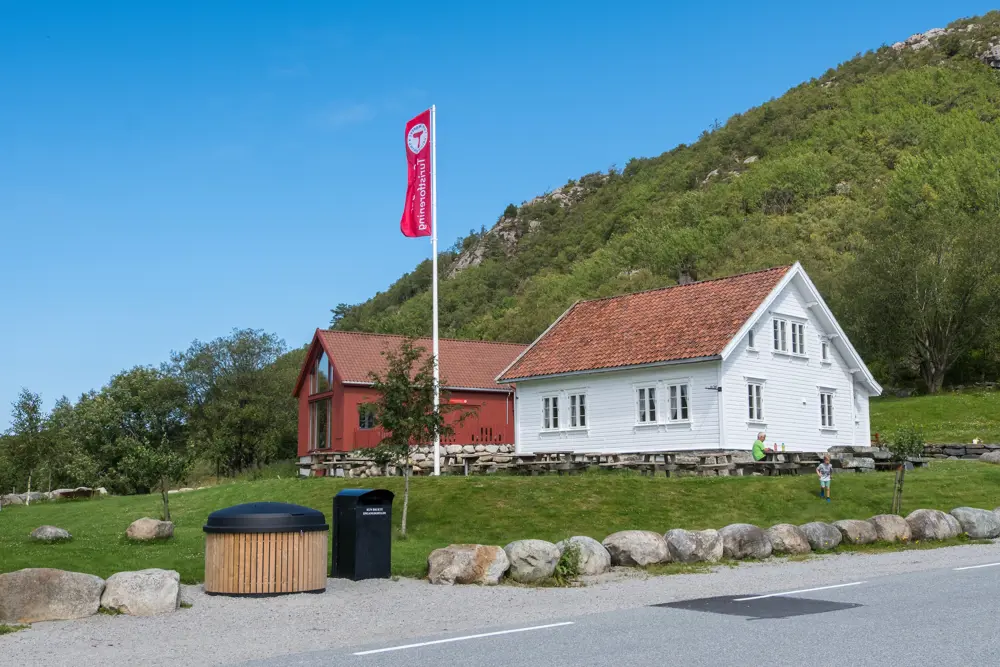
[498,266,791,381]
[314,331,527,391]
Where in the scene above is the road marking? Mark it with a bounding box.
[353,621,575,656]
[953,562,1000,571]
[734,581,866,601]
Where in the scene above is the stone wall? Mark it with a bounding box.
[923,444,1000,460]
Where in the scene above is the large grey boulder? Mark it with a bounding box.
[48,487,97,500]
[980,451,1000,464]
[663,529,723,563]
[718,524,772,560]
[0,568,105,623]
[950,508,1000,539]
[100,569,180,616]
[126,518,174,541]
[765,524,811,555]
[906,509,960,541]
[503,540,560,583]
[601,531,669,566]
[833,520,878,545]
[555,536,611,575]
[1,494,24,506]
[427,545,509,585]
[867,514,911,542]
[30,526,72,542]
[799,522,842,551]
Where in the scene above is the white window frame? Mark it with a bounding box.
[747,329,756,350]
[819,388,836,430]
[568,392,588,429]
[541,395,560,431]
[772,318,787,352]
[635,385,658,425]
[773,316,807,357]
[666,383,691,422]
[746,380,765,423]
[791,322,806,355]
[820,339,831,364]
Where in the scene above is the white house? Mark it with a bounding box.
[496,263,882,454]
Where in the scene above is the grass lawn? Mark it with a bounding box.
[871,390,1000,443]
[2,462,999,583]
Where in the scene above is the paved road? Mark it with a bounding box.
[245,561,1000,667]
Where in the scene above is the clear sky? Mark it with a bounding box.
[0,0,992,428]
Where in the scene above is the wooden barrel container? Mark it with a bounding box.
[203,502,328,596]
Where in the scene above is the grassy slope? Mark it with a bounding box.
[870,391,1000,443]
[2,462,999,583]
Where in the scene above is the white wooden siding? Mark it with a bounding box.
[514,362,720,454]
[721,281,870,452]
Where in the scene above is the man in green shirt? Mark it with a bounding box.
[752,432,770,461]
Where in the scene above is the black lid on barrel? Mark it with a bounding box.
[203,502,328,534]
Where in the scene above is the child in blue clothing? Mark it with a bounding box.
[817,455,832,501]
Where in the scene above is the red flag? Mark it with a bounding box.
[400,109,433,237]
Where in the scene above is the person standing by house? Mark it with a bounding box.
[752,432,770,461]
[817,455,833,501]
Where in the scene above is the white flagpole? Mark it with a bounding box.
[431,104,441,476]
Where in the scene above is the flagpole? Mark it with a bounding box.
[431,104,441,476]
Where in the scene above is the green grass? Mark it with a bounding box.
[0,624,29,635]
[2,462,999,583]
[871,390,1000,443]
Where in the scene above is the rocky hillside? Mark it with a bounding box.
[331,12,1000,387]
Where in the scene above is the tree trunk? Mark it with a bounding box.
[401,464,410,539]
[160,477,171,522]
[26,473,32,507]
[891,465,906,515]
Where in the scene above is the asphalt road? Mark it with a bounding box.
[245,560,1000,667]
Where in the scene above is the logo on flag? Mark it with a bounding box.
[401,109,433,238]
[407,123,428,154]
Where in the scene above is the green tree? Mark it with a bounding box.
[365,339,472,537]
[4,389,47,498]
[503,203,518,219]
[884,424,926,514]
[106,367,190,521]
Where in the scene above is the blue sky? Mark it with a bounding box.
[0,0,991,428]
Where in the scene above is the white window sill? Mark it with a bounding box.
[819,427,838,433]
[820,360,832,366]
[747,347,759,353]
[664,420,693,427]
[747,420,767,426]
[565,426,589,433]
[772,351,808,359]
[539,429,561,435]
[634,421,660,428]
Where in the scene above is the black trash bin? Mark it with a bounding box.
[332,489,395,580]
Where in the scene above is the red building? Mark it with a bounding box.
[292,330,527,456]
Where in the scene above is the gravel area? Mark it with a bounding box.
[4,541,999,667]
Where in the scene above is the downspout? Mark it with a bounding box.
[717,363,727,451]
[849,371,857,447]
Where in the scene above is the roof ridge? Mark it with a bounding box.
[320,329,526,347]
[573,265,791,306]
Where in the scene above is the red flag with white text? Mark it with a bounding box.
[400,109,433,237]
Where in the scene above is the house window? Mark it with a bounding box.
[310,399,331,449]
[668,384,690,421]
[773,319,787,352]
[791,323,806,355]
[637,386,657,423]
[358,406,375,430]
[748,330,755,349]
[821,340,829,362]
[747,383,764,422]
[542,396,559,430]
[569,394,587,428]
[310,351,332,394]
[820,392,835,428]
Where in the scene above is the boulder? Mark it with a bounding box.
[663,529,723,563]
[126,518,174,541]
[601,531,669,566]
[867,514,911,542]
[100,569,180,616]
[555,536,611,575]
[503,540,560,583]
[718,524,772,560]
[427,545,509,585]
[49,487,96,500]
[30,526,72,542]
[980,451,1000,464]
[832,520,877,545]
[799,522,842,551]
[0,568,105,623]
[950,507,1000,539]
[765,524,812,555]
[906,509,960,541]
[1,494,24,506]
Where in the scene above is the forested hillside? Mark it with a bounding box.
[333,13,1000,392]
